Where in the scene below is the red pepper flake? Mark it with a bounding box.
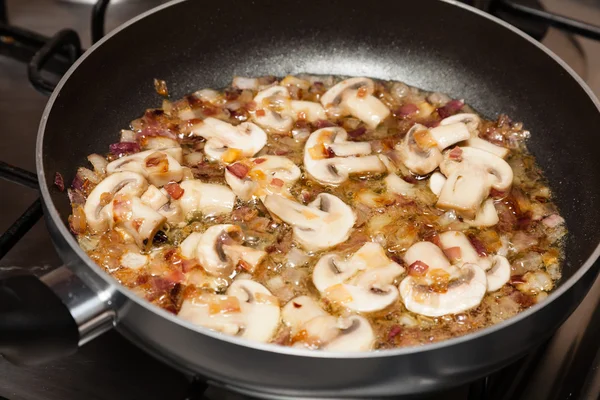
[408,260,429,277]
[244,101,257,111]
[271,178,284,187]
[256,109,266,117]
[448,146,463,161]
[253,158,266,164]
[292,302,302,308]
[467,234,488,257]
[347,126,367,138]
[403,174,418,184]
[226,162,250,179]
[388,325,402,340]
[443,246,462,262]
[164,182,185,200]
[54,172,65,191]
[357,86,368,98]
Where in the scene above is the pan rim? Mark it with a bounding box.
[36,0,600,359]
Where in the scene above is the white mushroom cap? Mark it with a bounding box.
[195,224,266,276]
[191,117,267,162]
[224,156,301,201]
[464,198,499,227]
[486,255,511,292]
[466,137,509,159]
[320,77,389,128]
[437,146,513,218]
[429,172,447,196]
[439,113,481,134]
[312,242,404,312]
[396,122,468,175]
[252,86,326,133]
[83,171,148,233]
[178,180,236,217]
[403,241,451,271]
[263,193,356,251]
[178,279,280,343]
[140,185,169,210]
[438,231,491,271]
[282,296,374,351]
[107,195,166,248]
[399,262,487,317]
[106,148,183,187]
[304,127,385,185]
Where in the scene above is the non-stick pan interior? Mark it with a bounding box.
[41,0,600,283]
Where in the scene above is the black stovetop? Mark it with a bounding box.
[1,1,600,399]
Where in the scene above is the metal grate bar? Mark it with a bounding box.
[0,199,44,260]
[0,161,39,190]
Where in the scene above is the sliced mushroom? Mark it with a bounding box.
[195,224,266,276]
[178,279,280,343]
[191,117,267,162]
[282,296,374,351]
[320,77,389,128]
[464,198,499,227]
[83,171,148,233]
[179,232,203,259]
[385,173,415,197]
[440,113,509,158]
[178,180,236,218]
[252,86,326,133]
[312,242,404,312]
[399,262,487,317]
[106,148,183,187]
[429,172,447,196]
[438,231,491,271]
[304,127,385,185]
[263,193,356,251]
[140,185,169,210]
[396,123,469,175]
[437,147,513,218]
[486,255,511,292]
[224,156,301,201]
[403,241,451,271]
[106,194,166,249]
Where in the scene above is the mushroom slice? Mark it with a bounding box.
[178,280,280,343]
[179,232,203,259]
[195,224,266,276]
[106,148,184,187]
[83,171,148,233]
[224,156,301,201]
[178,180,236,217]
[466,137,509,159]
[108,194,166,249]
[281,295,327,335]
[252,86,326,133]
[263,193,356,251]
[140,185,169,210]
[304,127,385,185]
[437,147,513,218]
[403,241,451,271]
[396,123,468,175]
[191,117,267,162]
[320,77,389,128]
[429,172,447,196]
[385,173,415,197]
[439,113,481,134]
[282,296,375,351]
[464,198,499,227]
[486,255,511,292]
[438,231,491,271]
[399,263,487,317]
[312,242,404,312]
[225,280,281,342]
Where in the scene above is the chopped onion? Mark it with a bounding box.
[87,153,108,175]
[232,77,259,90]
[267,276,285,291]
[184,151,205,166]
[120,129,137,142]
[285,248,310,268]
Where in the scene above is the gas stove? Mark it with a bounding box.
[1,1,600,399]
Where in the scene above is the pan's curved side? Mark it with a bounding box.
[37,0,600,397]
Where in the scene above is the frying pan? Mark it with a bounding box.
[1,0,599,398]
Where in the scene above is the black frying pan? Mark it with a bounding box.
[1,0,599,398]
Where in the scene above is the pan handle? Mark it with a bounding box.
[0,266,115,365]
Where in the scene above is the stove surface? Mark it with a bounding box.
[1,1,600,400]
